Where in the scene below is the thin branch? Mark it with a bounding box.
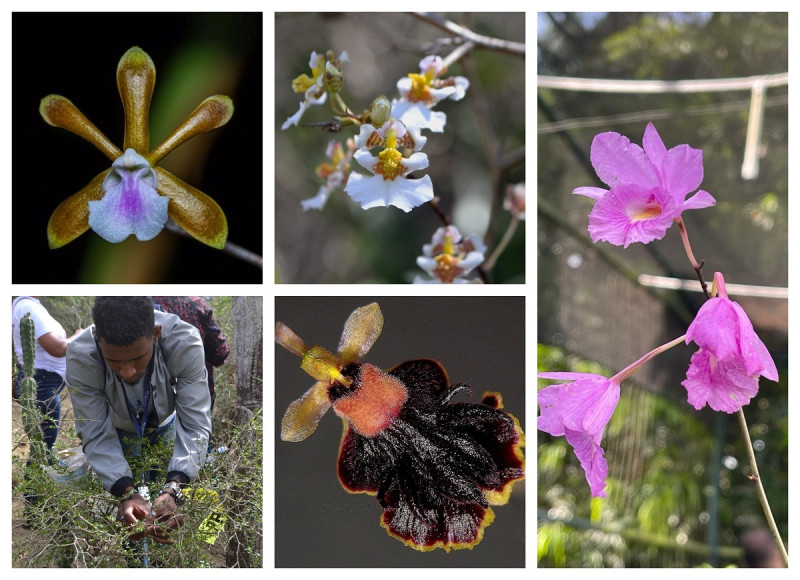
[411,12,525,57]
[736,409,789,566]
[165,221,263,270]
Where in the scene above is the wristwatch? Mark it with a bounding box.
[157,481,183,504]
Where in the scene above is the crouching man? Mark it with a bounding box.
[67,297,211,543]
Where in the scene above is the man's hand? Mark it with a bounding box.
[148,490,184,544]
[118,491,153,540]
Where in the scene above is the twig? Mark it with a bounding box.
[165,221,263,270]
[736,408,789,566]
[483,215,519,271]
[411,12,525,57]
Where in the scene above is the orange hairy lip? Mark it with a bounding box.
[332,363,408,437]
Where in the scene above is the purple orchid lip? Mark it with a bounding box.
[88,148,169,243]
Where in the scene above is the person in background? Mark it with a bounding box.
[151,297,230,413]
[12,296,82,458]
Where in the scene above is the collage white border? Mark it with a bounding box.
[2,1,795,577]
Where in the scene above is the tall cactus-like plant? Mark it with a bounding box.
[20,313,47,464]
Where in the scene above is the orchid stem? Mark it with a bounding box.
[611,334,686,384]
[736,408,789,566]
[484,214,518,271]
[675,217,710,299]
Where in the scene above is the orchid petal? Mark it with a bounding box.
[148,95,234,165]
[154,167,228,249]
[565,428,609,498]
[281,381,332,442]
[590,131,657,190]
[572,186,607,200]
[391,100,447,133]
[641,122,667,169]
[117,46,156,154]
[47,169,109,249]
[682,190,716,211]
[337,302,384,363]
[682,349,760,413]
[344,173,434,212]
[662,144,704,198]
[88,149,168,243]
[39,95,121,161]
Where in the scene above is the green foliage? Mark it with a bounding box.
[12,296,262,568]
[13,412,262,568]
[536,344,755,567]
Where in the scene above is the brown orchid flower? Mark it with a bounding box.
[40,46,232,249]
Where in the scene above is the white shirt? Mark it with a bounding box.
[11,296,68,379]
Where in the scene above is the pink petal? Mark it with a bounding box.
[572,186,607,200]
[565,428,608,498]
[538,383,566,437]
[662,144,704,198]
[557,376,619,440]
[683,190,716,211]
[686,298,742,360]
[683,348,760,413]
[730,301,779,380]
[641,122,667,168]
[590,131,658,190]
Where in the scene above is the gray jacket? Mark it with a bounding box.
[67,310,211,496]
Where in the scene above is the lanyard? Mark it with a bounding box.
[123,359,154,438]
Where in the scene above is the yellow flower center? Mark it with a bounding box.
[442,233,455,256]
[431,235,464,283]
[434,254,462,284]
[375,129,404,181]
[407,73,432,102]
[629,197,663,221]
[301,345,352,388]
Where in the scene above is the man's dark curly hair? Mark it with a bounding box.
[93,297,155,346]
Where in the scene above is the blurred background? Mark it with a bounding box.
[275,296,525,566]
[537,13,787,567]
[275,13,525,283]
[13,13,262,283]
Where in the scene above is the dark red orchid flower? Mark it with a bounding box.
[276,303,525,551]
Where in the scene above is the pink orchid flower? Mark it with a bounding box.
[573,122,716,247]
[538,372,620,498]
[682,272,779,413]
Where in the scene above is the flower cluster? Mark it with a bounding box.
[540,123,779,498]
[41,46,232,249]
[283,51,468,213]
[282,44,523,284]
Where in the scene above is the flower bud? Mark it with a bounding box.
[325,62,344,94]
[369,95,391,126]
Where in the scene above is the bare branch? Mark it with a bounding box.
[411,12,525,58]
[165,221,263,270]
